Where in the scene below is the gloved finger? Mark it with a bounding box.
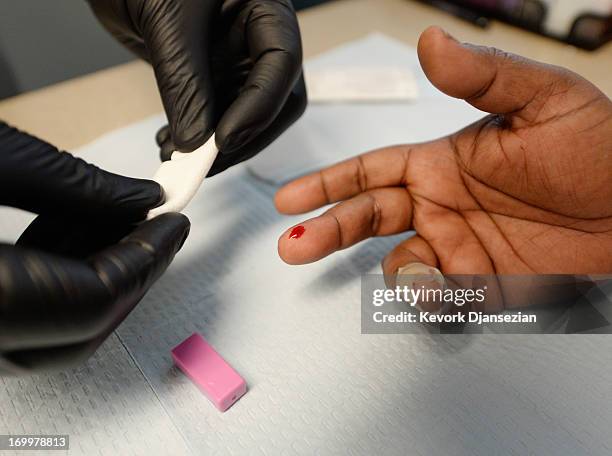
[0,213,189,358]
[208,75,307,175]
[89,213,190,304]
[139,1,219,151]
[156,124,171,148]
[1,335,107,375]
[156,125,175,162]
[17,216,135,259]
[0,122,163,221]
[215,0,303,155]
[0,244,114,352]
[87,0,151,62]
[158,74,306,171]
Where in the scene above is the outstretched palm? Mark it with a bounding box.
[275,27,612,275]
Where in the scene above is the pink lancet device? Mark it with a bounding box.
[171,333,247,412]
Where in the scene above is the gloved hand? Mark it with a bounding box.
[88,0,307,176]
[0,122,190,374]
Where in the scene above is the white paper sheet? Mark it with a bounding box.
[305,66,419,102]
[248,33,485,184]
[1,35,611,456]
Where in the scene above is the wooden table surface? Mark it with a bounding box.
[0,0,610,151]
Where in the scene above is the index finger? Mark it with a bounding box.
[274,145,412,215]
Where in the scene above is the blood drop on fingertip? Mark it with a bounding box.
[289,225,305,239]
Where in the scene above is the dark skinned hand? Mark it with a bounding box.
[275,27,612,288]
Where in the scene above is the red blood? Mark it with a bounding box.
[289,225,305,239]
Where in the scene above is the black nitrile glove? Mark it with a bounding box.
[0,122,190,374]
[88,0,307,176]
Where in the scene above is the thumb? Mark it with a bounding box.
[417,26,578,121]
[139,1,218,151]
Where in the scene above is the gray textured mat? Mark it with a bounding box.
[0,335,190,456]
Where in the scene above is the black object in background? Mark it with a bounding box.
[419,0,612,50]
[423,0,490,28]
[0,0,334,100]
[293,0,332,9]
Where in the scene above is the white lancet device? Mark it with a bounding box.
[147,135,219,219]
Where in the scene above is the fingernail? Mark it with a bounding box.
[440,27,459,42]
[396,262,443,280]
[396,262,446,312]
